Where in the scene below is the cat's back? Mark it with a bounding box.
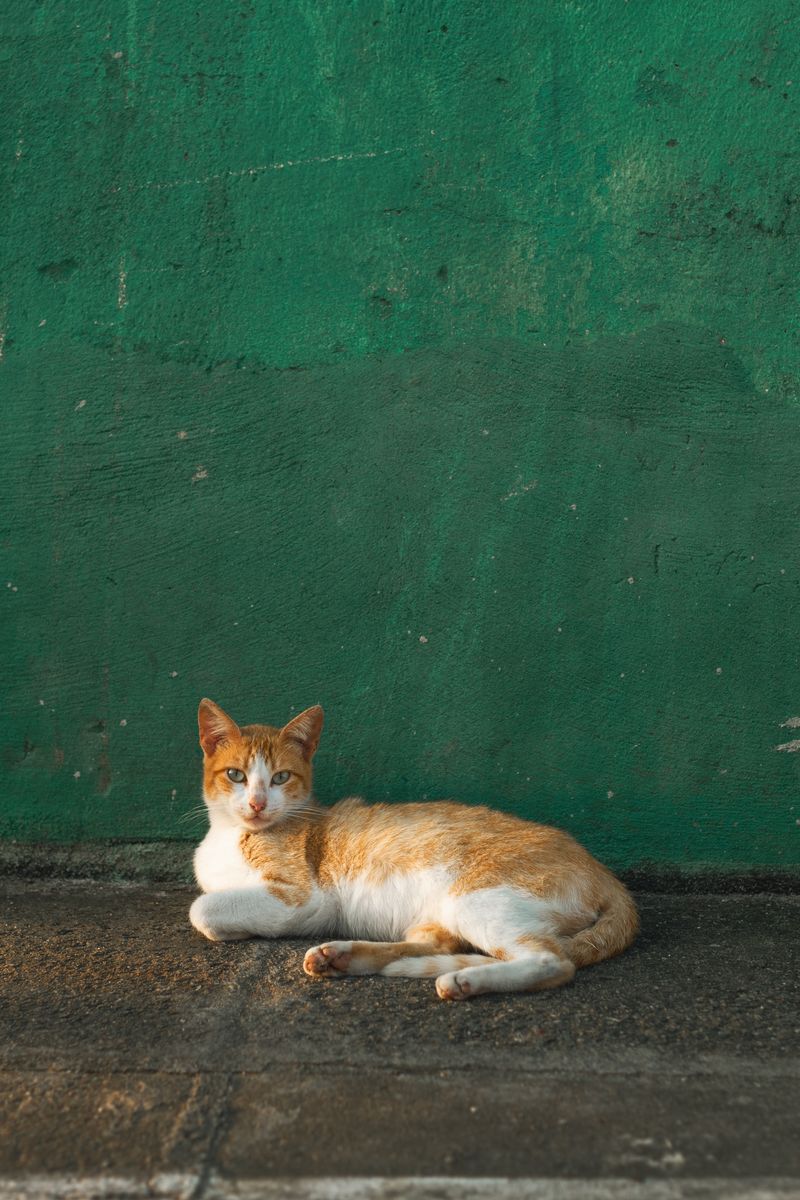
[318,796,595,884]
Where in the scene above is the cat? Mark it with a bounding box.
[189,699,638,1000]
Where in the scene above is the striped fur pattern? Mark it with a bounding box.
[190,700,639,1000]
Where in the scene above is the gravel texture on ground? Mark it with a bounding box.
[1,881,797,1198]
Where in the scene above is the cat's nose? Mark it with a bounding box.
[248,795,267,814]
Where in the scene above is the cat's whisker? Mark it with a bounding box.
[296,805,324,818]
[178,806,209,825]
[283,806,325,824]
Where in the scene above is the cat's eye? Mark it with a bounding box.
[271,770,290,786]
[226,768,246,783]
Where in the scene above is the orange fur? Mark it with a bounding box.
[195,701,639,991]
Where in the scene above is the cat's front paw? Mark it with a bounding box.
[303,941,353,977]
[189,894,251,942]
[435,970,473,1001]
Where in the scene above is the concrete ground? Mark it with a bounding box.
[0,880,798,1199]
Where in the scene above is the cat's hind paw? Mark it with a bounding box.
[303,941,354,978]
[435,970,473,1001]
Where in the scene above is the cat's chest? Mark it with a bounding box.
[194,826,264,893]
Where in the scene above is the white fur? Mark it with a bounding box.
[193,826,264,893]
[190,885,332,942]
[446,885,573,954]
[333,867,455,941]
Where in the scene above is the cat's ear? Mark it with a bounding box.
[280,705,324,760]
[198,698,241,756]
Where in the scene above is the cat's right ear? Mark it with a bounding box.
[280,705,324,760]
[198,699,241,757]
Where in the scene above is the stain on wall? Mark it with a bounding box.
[1,1,798,869]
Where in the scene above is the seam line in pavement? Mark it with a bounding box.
[1,1174,799,1200]
[2,1064,798,1081]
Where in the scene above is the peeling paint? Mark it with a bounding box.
[501,478,538,501]
[116,257,128,309]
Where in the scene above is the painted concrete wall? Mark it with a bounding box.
[2,1,799,870]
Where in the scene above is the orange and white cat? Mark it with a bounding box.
[190,700,638,1000]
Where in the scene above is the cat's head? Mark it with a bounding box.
[197,699,323,831]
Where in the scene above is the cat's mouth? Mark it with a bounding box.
[241,812,275,829]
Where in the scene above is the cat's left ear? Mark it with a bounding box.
[281,705,324,760]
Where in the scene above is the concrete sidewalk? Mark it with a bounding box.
[0,880,798,1199]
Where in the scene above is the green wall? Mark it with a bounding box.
[2,0,799,870]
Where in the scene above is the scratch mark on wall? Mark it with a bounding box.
[118,146,408,193]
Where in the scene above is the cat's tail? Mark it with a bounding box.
[564,878,639,968]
